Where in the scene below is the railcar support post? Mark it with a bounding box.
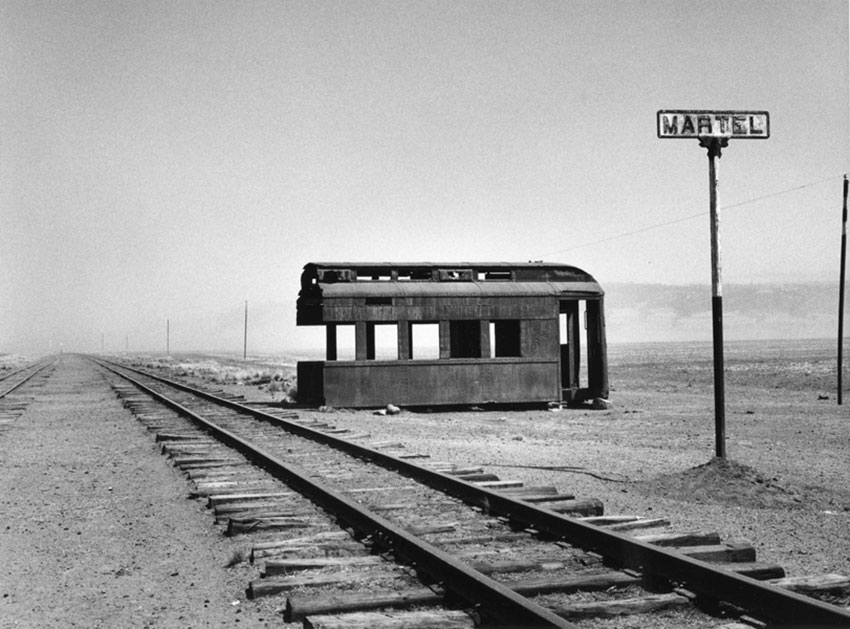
[702,137,727,458]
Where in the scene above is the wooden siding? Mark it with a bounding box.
[317,358,560,407]
[320,296,557,323]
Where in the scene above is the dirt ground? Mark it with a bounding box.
[2,339,849,627]
[0,355,279,628]
[310,339,850,582]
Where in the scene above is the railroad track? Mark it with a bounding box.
[0,357,56,432]
[95,357,850,628]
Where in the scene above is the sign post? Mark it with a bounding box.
[658,110,770,458]
[839,175,848,405]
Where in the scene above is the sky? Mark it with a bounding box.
[1,1,848,354]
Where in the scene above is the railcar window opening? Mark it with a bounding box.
[318,269,354,283]
[397,269,433,281]
[357,271,393,281]
[438,269,473,281]
[332,324,356,361]
[449,320,481,358]
[490,320,521,357]
[409,322,439,359]
[370,323,398,360]
[476,270,513,281]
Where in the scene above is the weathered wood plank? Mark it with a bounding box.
[515,493,577,503]
[252,531,353,551]
[345,485,420,494]
[285,571,642,621]
[770,573,850,593]
[545,498,604,516]
[719,562,786,580]
[207,491,297,507]
[633,531,721,547]
[303,610,475,629]
[215,508,314,524]
[467,558,569,575]
[502,570,643,597]
[213,501,303,515]
[190,483,284,498]
[263,556,385,576]
[677,543,756,563]
[607,517,670,531]
[248,569,402,598]
[286,589,445,622]
[473,480,523,489]
[454,473,500,482]
[579,515,641,525]
[551,592,690,619]
[438,532,529,545]
[405,523,456,536]
[251,540,368,562]
[226,517,317,536]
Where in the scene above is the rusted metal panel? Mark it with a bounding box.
[296,361,324,403]
[318,359,559,407]
[522,318,560,359]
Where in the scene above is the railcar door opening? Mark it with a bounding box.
[559,298,608,403]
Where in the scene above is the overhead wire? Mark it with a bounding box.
[536,173,844,258]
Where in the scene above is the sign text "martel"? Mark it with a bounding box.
[657,110,770,139]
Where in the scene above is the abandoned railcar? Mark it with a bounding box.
[296,262,608,407]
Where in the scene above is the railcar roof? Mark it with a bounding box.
[306,261,583,270]
[314,281,603,298]
[300,261,603,297]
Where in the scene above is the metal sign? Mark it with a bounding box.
[656,107,770,459]
[657,110,769,139]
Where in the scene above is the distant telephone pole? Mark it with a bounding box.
[167,319,170,355]
[243,300,248,360]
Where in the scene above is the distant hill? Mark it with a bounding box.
[605,282,845,343]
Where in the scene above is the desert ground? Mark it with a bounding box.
[135,338,850,580]
[1,338,848,627]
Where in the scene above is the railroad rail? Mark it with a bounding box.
[0,357,54,396]
[0,358,56,431]
[95,356,850,628]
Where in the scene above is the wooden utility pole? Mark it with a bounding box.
[167,319,170,355]
[701,137,728,457]
[658,110,769,460]
[243,300,248,360]
[839,174,848,405]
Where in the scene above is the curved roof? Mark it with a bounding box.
[316,280,603,299]
[301,261,603,297]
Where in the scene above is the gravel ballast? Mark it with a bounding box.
[0,355,277,628]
